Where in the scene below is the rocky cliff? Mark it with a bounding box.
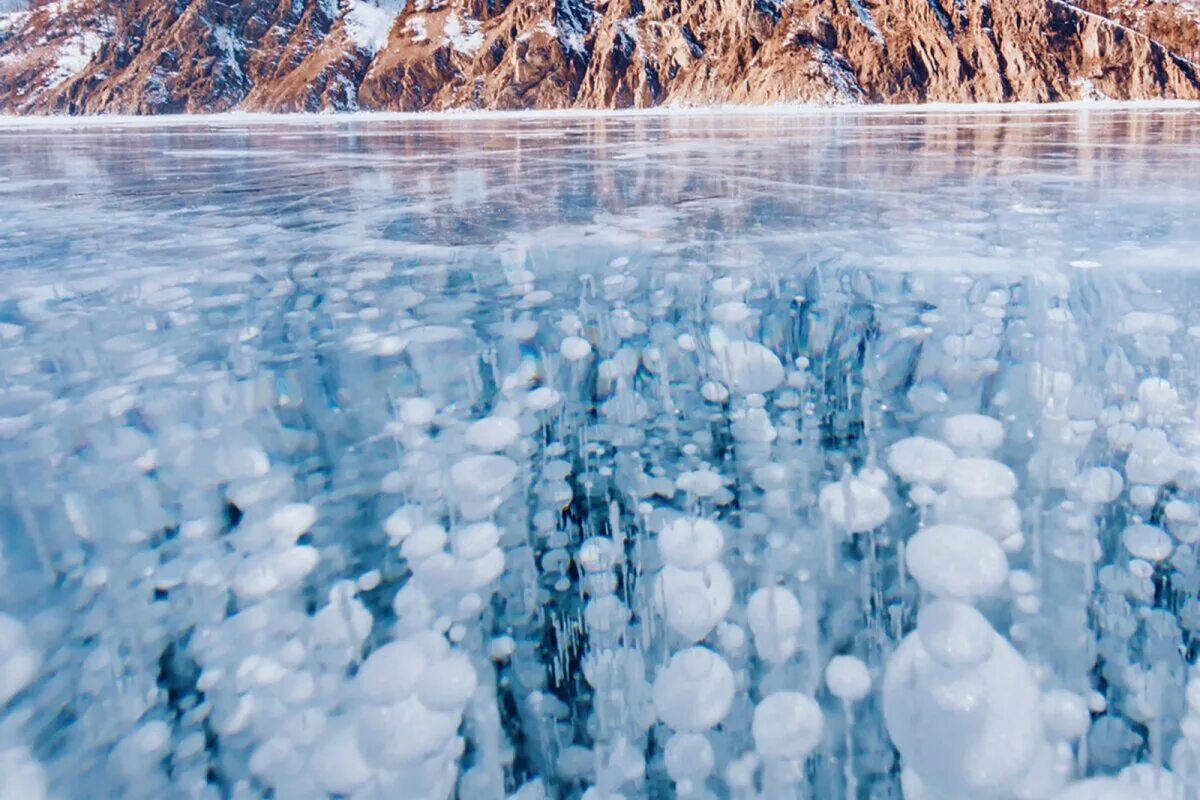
[0,0,1197,114]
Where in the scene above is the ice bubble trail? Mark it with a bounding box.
[3,112,1200,800]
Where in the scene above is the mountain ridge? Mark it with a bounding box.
[1,0,1198,114]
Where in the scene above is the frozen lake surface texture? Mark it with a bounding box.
[2,107,1200,800]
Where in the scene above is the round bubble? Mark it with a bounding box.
[888,436,957,486]
[944,414,1005,454]
[658,518,724,569]
[653,647,735,732]
[946,458,1018,501]
[906,524,1008,600]
[819,478,891,532]
[752,692,824,761]
[825,655,872,702]
[713,340,784,394]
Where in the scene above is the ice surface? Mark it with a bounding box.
[1,107,1200,798]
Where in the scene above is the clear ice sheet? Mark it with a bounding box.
[0,108,1200,799]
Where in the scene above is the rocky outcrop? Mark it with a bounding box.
[0,0,1197,114]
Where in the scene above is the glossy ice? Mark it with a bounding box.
[1,107,1200,799]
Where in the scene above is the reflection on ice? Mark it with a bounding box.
[1,108,1200,798]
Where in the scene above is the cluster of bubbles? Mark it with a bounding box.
[2,244,1200,800]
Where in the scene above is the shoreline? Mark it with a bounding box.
[1,98,1199,128]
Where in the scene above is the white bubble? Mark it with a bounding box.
[400,397,437,426]
[653,647,735,732]
[1122,524,1173,562]
[916,601,996,669]
[451,454,518,497]
[664,733,714,782]
[309,724,369,796]
[417,654,478,710]
[452,522,502,560]
[0,615,38,706]
[819,478,892,532]
[653,564,734,642]
[747,586,803,664]
[946,458,1018,501]
[675,469,725,498]
[943,414,1005,454]
[1137,377,1179,417]
[712,276,751,297]
[561,336,593,361]
[577,537,621,573]
[526,387,562,411]
[358,641,428,703]
[905,524,1009,600]
[884,615,1045,798]
[1125,428,1183,486]
[267,505,319,546]
[712,340,784,394]
[0,747,47,800]
[1008,569,1037,595]
[465,416,520,451]
[1055,765,1182,799]
[355,696,459,766]
[825,655,872,702]
[384,505,422,541]
[711,301,751,324]
[658,518,724,569]
[1074,467,1124,504]
[752,692,824,761]
[1041,690,1091,741]
[404,325,464,344]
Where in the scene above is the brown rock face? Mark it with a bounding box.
[0,0,1197,113]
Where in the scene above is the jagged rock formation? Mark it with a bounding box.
[0,0,1197,114]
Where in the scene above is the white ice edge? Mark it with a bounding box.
[0,98,1199,129]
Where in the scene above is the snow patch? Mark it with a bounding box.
[43,29,103,88]
[812,46,865,103]
[616,16,640,46]
[848,0,883,40]
[405,15,428,43]
[1072,76,1111,101]
[554,0,593,54]
[344,0,404,55]
[0,8,28,37]
[442,12,481,55]
[212,24,245,80]
[560,26,586,54]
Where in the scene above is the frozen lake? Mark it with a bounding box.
[2,107,1200,799]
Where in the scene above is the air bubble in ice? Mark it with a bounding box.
[825,655,872,702]
[1122,524,1173,562]
[943,414,1005,454]
[819,477,892,533]
[653,564,734,642]
[916,600,996,669]
[658,518,724,569]
[465,416,520,451]
[888,436,957,486]
[746,587,803,664]
[946,458,1018,501]
[710,339,784,395]
[652,647,735,732]
[752,692,824,761]
[905,524,1009,600]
